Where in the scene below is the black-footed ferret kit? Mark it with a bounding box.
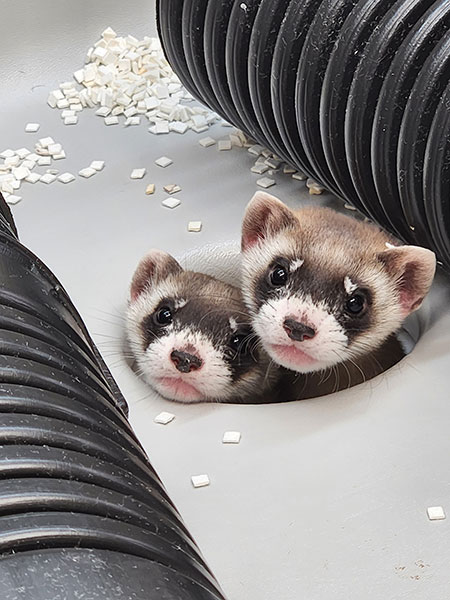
[240,191,436,399]
[126,193,435,404]
[126,249,275,403]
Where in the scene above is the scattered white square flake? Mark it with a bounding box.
[78,167,96,178]
[248,144,265,156]
[292,171,307,181]
[38,137,55,148]
[162,197,181,209]
[188,221,202,232]
[0,149,15,158]
[251,163,269,174]
[344,203,356,211]
[427,506,446,521]
[53,151,66,160]
[218,140,232,151]
[191,474,210,488]
[16,148,31,159]
[155,156,172,168]
[96,106,111,117]
[90,160,105,171]
[256,177,276,189]
[222,431,241,444]
[25,123,40,133]
[104,116,119,125]
[145,183,155,195]
[58,172,75,184]
[124,116,140,126]
[40,173,57,184]
[199,136,215,147]
[130,168,146,179]
[37,156,51,166]
[283,165,296,174]
[154,411,175,425]
[163,184,181,194]
[12,166,30,180]
[5,195,21,205]
[48,143,62,155]
[64,115,78,125]
[25,173,40,183]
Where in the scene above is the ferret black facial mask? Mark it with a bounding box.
[126,249,273,403]
[241,192,436,375]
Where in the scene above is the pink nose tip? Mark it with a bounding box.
[170,350,202,373]
[283,318,316,342]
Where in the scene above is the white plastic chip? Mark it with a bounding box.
[25,173,41,183]
[40,173,57,184]
[53,151,66,160]
[162,197,181,209]
[163,184,181,194]
[130,168,146,179]
[104,116,119,125]
[64,115,78,125]
[427,506,446,521]
[0,149,15,159]
[251,163,269,174]
[5,195,21,205]
[124,116,140,126]
[38,137,55,148]
[48,143,62,155]
[154,411,175,425]
[16,148,31,159]
[25,123,40,133]
[12,167,30,181]
[58,172,76,184]
[78,167,96,178]
[256,177,276,189]
[155,156,172,168]
[199,136,216,147]
[218,140,232,151]
[188,221,202,232]
[292,171,307,181]
[222,431,241,444]
[191,474,210,488]
[90,160,105,171]
[37,156,51,166]
[248,144,265,156]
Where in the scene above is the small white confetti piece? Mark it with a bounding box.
[145,183,155,195]
[292,171,307,181]
[155,156,173,168]
[40,173,57,184]
[344,203,356,211]
[169,121,188,134]
[188,221,202,232]
[199,136,216,148]
[37,157,51,166]
[64,115,78,125]
[124,116,141,126]
[58,172,75,184]
[78,167,96,178]
[48,143,62,155]
[191,474,210,488]
[283,165,296,174]
[38,137,55,148]
[265,157,282,169]
[130,168,146,179]
[251,163,269,174]
[12,167,30,181]
[154,411,175,425]
[218,140,232,151]
[0,149,15,159]
[25,123,40,133]
[248,144,265,156]
[163,184,181,194]
[53,151,66,160]
[162,197,181,209]
[104,116,119,125]
[16,148,31,159]
[427,506,445,520]
[5,195,22,205]
[90,160,105,171]
[96,107,111,117]
[222,431,241,444]
[256,177,276,189]
[25,173,40,183]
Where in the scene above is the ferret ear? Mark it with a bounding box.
[130,249,182,302]
[377,245,436,315]
[241,191,298,251]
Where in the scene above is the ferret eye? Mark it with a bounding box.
[345,294,365,315]
[228,333,249,353]
[155,306,173,325]
[270,265,289,287]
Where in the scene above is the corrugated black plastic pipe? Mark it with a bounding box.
[157,0,450,271]
[0,193,226,600]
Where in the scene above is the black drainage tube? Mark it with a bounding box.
[0,194,226,600]
[157,0,450,270]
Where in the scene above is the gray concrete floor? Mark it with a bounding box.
[2,2,450,598]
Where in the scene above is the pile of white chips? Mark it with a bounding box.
[47,27,219,134]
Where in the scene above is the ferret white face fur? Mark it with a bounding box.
[126,249,269,403]
[241,192,436,374]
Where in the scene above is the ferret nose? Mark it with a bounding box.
[170,350,203,373]
[283,318,316,342]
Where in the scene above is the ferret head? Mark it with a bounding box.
[126,249,268,403]
[241,192,436,374]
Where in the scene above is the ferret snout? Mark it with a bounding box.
[283,318,316,342]
[170,349,203,373]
